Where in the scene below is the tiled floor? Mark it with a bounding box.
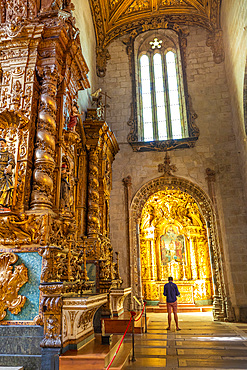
[123,312,247,369]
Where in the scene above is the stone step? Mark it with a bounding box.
[60,334,131,370]
[0,326,43,370]
[0,326,43,337]
[0,367,24,370]
[0,355,41,370]
[103,312,148,335]
[0,336,42,355]
[147,305,213,313]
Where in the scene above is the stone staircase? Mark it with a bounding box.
[0,326,43,370]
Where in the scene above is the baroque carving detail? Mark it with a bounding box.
[0,252,28,321]
[31,65,58,210]
[0,214,44,247]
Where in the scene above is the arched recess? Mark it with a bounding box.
[129,175,233,321]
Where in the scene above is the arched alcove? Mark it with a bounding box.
[129,175,233,321]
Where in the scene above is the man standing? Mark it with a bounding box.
[163,276,181,330]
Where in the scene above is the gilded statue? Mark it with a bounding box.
[60,163,71,213]
[0,138,15,210]
[67,103,79,132]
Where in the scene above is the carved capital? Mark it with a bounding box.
[96,47,111,78]
[122,175,132,188]
[206,168,216,183]
[206,29,225,64]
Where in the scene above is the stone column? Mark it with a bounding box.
[31,65,58,210]
[206,168,235,321]
[123,176,132,288]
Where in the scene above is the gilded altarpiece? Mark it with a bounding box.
[0,2,123,361]
[140,189,213,305]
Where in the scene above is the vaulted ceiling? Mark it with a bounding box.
[89,0,222,76]
[89,0,221,48]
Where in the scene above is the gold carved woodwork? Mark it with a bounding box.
[0,214,44,247]
[31,65,59,210]
[140,188,213,303]
[131,175,229,320]
[39,282,63,348]
[89,0,223,76]
[84,113,119,238]
[0,252,28,321]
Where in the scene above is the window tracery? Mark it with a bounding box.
[127,29,199,152]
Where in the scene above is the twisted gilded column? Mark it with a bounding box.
[87,148,100,236]
[31,65,58,210]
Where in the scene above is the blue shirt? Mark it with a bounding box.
[163,282,180,303]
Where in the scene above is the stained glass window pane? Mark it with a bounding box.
[140,55,153,141]
[166,51,182,139]
[153,53,167,140]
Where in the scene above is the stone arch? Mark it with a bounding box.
[129,175,234,321]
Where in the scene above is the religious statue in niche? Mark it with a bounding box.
[67,103,79,132]
[91,88,111,120]
[60,161,72,213]
[160,226,186,265]
[0,138,15,211]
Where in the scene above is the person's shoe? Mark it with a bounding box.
[176,327,181,331]
[166,327,171,330]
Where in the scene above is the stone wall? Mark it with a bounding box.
[221,0,247,201]
[74,0,97,110]
[98,24,247,318]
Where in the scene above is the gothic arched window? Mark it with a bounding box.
[128,29,199,152]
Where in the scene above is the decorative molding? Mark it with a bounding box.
[62,294,108,346]
[158,152,177,176]
[109,287,131,317]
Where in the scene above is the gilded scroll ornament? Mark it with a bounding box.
[0,252,28,321]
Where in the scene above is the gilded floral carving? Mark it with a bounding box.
[0,252,28,321]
